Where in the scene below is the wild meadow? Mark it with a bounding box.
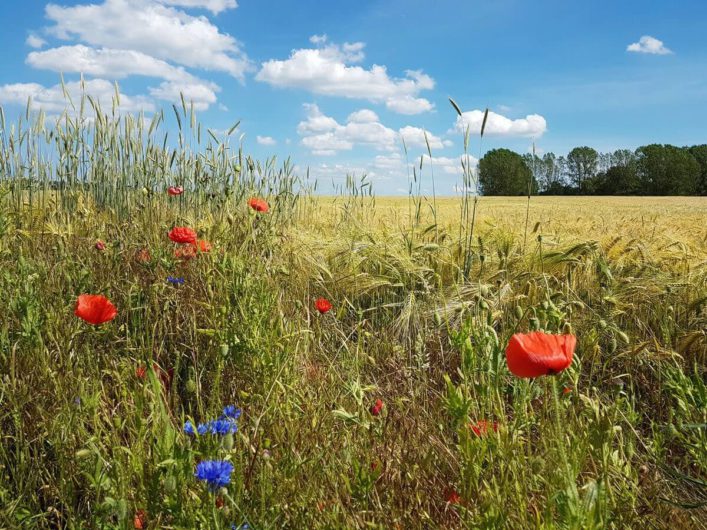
[0,95,705,529]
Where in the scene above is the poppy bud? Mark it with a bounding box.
[370,399,384,416]
[515,305,524,320]
[529,317,540,330]
[95,240,106,251]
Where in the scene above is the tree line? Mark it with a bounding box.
[478,144,707,196]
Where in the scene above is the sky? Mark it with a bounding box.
[0,0,705,194]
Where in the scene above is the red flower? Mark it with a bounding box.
[168,226,198,244]
[95,240,106,251]
[370,398,384,416]
[562,386,573,395]
[133,509,147,529]
[135,248,151,263]
[248,197,269,212]
[469,419,498,437]
[174,245,198,260]
[74,294,118,325]
[136,365,147,379]
[505,331,575,378]
[445,488,461,505]
[215,496,225,509]
[195,239,212,253]
[314,297,332,314]
[167,186,184,196]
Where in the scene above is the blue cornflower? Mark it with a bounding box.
[197,423,209,436]
[232,524,249,530]
[167,276,185,286]
[184,421,195,436]
[207,418,238,435]
[222,405,242,420]
[195,460,234,491]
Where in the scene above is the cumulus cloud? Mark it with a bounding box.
[627,35,672,55]
[256,135,276,145]
[297,104,450,156]
[0,78,155,114]
[44,0,250,79]
[26,35,47,48]
[256,38,435,114]
[155,0,237,14]
[451,109,547,138]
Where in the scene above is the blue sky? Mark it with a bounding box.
[0,0,705,194]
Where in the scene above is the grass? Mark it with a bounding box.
[0,94,706,529]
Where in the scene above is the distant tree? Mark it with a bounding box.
[688,145,707,195]
[611,149,637,168]
[522,153,543,192]
[598,164,640,195]
[636,144,700,195]
[479,148,534,195]
[566,146,599,193]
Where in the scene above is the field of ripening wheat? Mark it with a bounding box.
[0,100,705,529]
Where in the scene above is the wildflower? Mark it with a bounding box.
[215,496,225,509]
[136,365,147,379]
[175,245,197,260]
[184,421,196,436]
[445,488,461,505]
[167,185,184,196]
[168,226,198,244]
[95,240,105,251]
[195,460,234,491]
[314,297,332,314]
[206,418,238,435]
[232,524,250,530]
[222,405,241,419]
[248,197,269,212]
[167,276,185,286]
[505,331,576,378]
[563,386,573,395]
[135,248,151,263]
[74,294,118,325]
[469,419,498,437]
[133,509,147,529]
[197,423,209,436]
[370,398,384,416]
[195,239,212,253]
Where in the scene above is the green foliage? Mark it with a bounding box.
[479,148,535,195]
[636,144,701,195]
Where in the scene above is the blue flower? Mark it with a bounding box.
[197,423,209,436]
[232,524,249,530]
[207,418,238,435]
[222,405,242,420]
[184,421,195,436]
[167,276,185,286]
[195,460,234,490]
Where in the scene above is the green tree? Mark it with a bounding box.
[566,146,598,193]
[479,148,533,196]
[688,145,707,195]
[636,144,700,195]
[598,164,640,195]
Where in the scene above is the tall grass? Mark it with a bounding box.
[0,87,705,529]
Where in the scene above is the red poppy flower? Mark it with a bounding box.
[505,331,576,378]
[314,297,332,314]
[74,294,118,325]
[469,419,498,437]
[215,497,225,509]
[168,226,198,244]
[135,248,151,263]
[167,186,184,196]
[370,398,384,416]
[174,245,198,260]
[248,197,269,212]
[95,240,106,251]
[445,489,461,505]
[136,365,147,379]
[562,386,572,395]
[195,239,212,253]
[133,509,147,529]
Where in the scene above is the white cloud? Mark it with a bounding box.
[44,0,250,79]
[452,109,547,138]
[155,0,237,14]
[257,38,434,114]
[0,78,155,114]
[27,45,220,109]
[399,126,450,150]
[26,35,47,49]
[627,35,672,55]
[256,135,276,145]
